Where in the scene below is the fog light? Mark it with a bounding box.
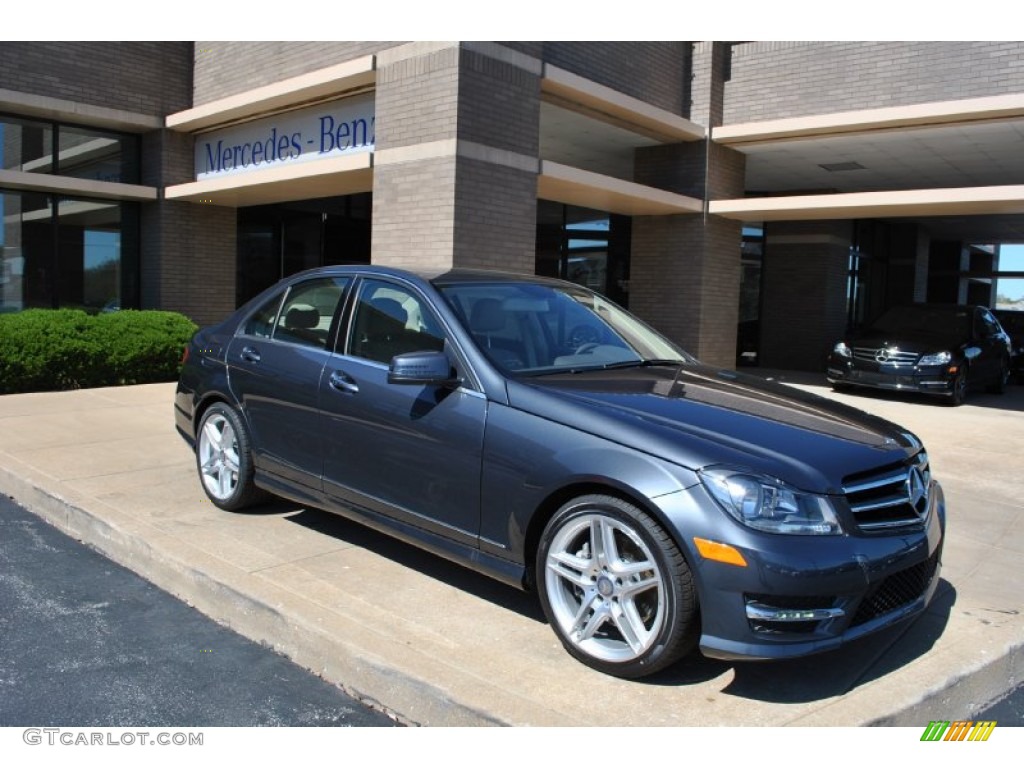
[745,602,845,622]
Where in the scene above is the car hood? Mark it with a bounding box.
[508,364,918,494]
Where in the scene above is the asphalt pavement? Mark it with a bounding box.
[0,494,396,727]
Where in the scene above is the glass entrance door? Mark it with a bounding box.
[236,193,371,305]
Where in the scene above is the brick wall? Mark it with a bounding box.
[192,42,396,104]
[453,158,537,273]
[630,141,745,368]
[759,221,853,371]
[375,46,460,149]
[141,200,236,326]
[0,42,192,115]
[457,48,540,156]
[140,130,234,325]
[541,42,689,115]
[372,154,457,270]
[724,42,1024,123]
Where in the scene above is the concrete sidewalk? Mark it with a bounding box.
[1,378,1021,726]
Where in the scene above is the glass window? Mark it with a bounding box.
[347,279,445,364]
[242,292,284,338]
[57,125,140,184]
[1,116,138,183]
[1,188,139,312]
[273,277,349,349]
[0,116,53,173]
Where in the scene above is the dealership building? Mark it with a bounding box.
[2,41,1024,370]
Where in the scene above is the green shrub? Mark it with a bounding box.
[0,309,197,394]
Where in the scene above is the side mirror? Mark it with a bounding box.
[964,346,982,361]
[388,350,458,386]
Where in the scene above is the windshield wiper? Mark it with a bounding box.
[600,359,685,370]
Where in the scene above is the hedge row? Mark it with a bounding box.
[0,309,198,394]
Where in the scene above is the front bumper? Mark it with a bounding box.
[826,357,957,397]
[656,479,946,661]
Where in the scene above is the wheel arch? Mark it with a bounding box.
[521,480,692,593]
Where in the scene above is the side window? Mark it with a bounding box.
[273,277,349,349]
[242,292,284,338]
[977,309,1001,339]
[346,279,446,364]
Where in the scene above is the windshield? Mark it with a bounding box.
[869,305,971,339]
[436,280,691,375]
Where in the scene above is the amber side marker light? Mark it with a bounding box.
[694,537,748,567]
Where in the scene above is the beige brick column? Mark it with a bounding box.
[371,43,541,273]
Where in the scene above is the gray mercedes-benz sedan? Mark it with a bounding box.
[175,266,945,678]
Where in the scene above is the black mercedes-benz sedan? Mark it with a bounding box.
[175,266,945,678]
[826,304,1012,406]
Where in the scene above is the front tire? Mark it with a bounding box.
[947,368,968,406]
[196,403,262,511]
[536,495,698,678]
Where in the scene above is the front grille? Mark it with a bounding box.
[850,549,940,627]
[842,452,931,532]
[852,346,919,365]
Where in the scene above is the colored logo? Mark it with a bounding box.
[920,721,997,741]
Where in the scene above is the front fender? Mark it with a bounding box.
[479,402,697,562]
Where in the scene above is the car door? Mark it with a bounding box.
[318,276,486,544]
[226,275,350,488]
[971,307,1003,385]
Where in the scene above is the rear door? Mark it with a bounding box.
[226,275,350,488]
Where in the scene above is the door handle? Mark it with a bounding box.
[328,370,359,394]
[241,346,261,363]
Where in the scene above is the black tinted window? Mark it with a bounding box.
[273,277,349,349]
[242,292,284,338]
[347,280,445,364]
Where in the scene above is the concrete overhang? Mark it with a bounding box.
[163,153,373,207]
[538,161,703,216]
[714,93,1024,145]
[0,87,162,133]
[709,185,1024,221]
[166,56,376,133]
[0,169,158,201]
[541,64,705,144]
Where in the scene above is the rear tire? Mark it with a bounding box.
[536,494,698,679]
[196,403,263,511]
[988,358,1009,395]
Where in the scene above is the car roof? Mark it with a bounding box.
[284,264,577,289]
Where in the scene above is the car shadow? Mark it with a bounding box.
[259,498,953,696]
[835,384,1024,413]
[276,501,546,623]
[705,580,954,702]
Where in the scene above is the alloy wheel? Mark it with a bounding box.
[544,512,667,664]
[198,412,241,501]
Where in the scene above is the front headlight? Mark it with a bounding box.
[699,468,842,535]
[918,350,952,366]
[832,341,852,358]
